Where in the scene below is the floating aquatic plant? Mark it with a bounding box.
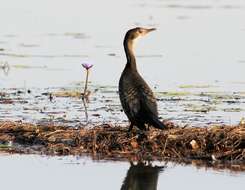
[82,63,93,70]
[81,62,93,122]
[82,63,93,99]
[0,61,10,75]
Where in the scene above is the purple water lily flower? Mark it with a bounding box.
[82,63,93,70]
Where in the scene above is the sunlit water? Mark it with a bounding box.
[0,154,244,190]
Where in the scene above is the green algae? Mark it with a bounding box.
[179,84,215,89]
[157,91,191,97]
[184,104,217,113]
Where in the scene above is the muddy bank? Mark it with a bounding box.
[0,121,245,171]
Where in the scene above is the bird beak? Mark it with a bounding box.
[142,28,156,36]
[147,28,156,33]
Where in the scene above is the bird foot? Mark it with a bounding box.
[137,130,148,141]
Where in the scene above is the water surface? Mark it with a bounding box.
[0,154,244,190]
[1,0,244,126]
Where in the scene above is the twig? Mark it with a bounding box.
[162,137,169,156]
[83,70,89,96]
[82,98,88,123]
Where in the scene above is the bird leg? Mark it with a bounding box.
[139,124,147,131]
[145,124,150,131]
[128,123,134,132]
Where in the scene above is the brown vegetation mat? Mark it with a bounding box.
[1,121,245,171]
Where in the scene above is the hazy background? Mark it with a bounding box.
[0,0,244,90]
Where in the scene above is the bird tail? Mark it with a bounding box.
[149,116,166,130]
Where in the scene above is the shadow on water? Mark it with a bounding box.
[121,162,164,190]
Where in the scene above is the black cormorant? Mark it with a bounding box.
[119,27,166,131]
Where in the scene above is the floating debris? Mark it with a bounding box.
[0,121,245,166]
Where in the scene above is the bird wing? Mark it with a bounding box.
[139,85,158,117]
[119,86,141,120]
[119,70,158,122]
[120,85,158,120]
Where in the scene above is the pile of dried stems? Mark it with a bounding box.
[0,121,245,171]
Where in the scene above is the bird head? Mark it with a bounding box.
[125,27,156,41]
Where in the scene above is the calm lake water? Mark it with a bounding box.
[0,0,245,126]
[0,0,245,186]
[0,154,244,190]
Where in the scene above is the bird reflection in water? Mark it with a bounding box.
[120,162,164,190]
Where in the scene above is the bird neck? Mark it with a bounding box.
[124,39,137,71]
